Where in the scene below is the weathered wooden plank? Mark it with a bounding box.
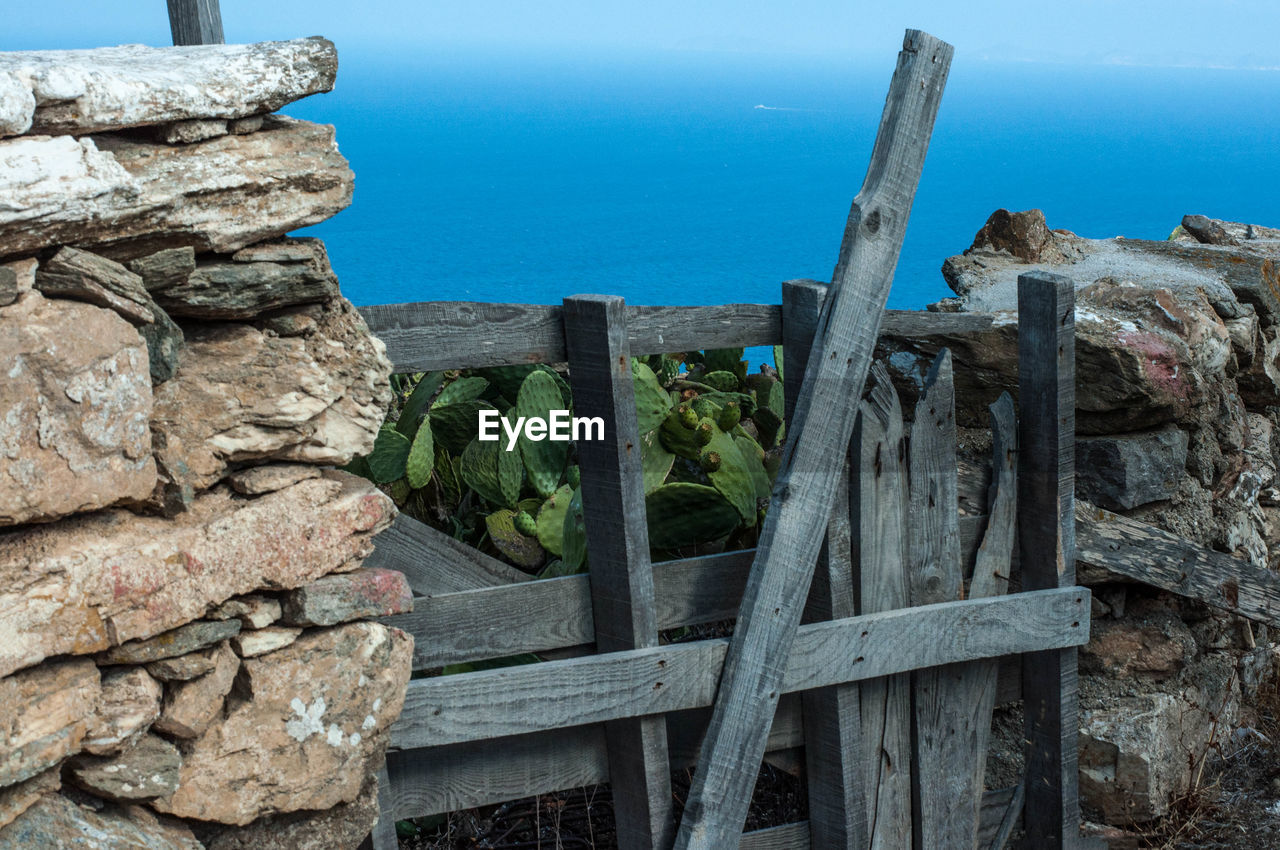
[738,823,812,849]
[391,587,1087,751]
[782,277,867,850]
[359,301,780,373]
[985,781,1025,850]
[365,763,398,850]
[563,295,673,848]
[674,31,954,849]
[166,0,224,45]
[852,364,914,850]
[1077,504,1280,626]
[365,513,531,594]
[1017,271,1084,848]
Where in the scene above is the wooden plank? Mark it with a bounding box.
[391,587,1087,751]
[853,364,914,850]
[563,294,673,848]
[1077,504,1280,626]
[359,301,779,373]
[985,782,1025,850]
[739,823,811,849]
[166,0,224,45]
[783,277,867,850]
[1017,271,1084,848]
[365,513,531,594]
[674,31,954,849]
[365,763,398,850]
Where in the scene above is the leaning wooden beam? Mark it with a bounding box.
[563,295,674,849]
[391,587,1087,750]
[783,278,867,849]
[364,513,531,594]
[166,0,224,45]
[673,31,954,849]
[1017,271,1084,847]
[1077,505,1280,625]
[853,364,913,850]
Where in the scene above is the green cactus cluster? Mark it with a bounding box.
[349,346,786,577]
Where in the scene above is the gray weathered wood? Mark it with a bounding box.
[985,781,1025,850]
[563,294,673,849]
[167,0,224,45]
[783,277,867,850]
[364,513,531,594]
[391,587,1087,750]
[853,364,914,850]
[674,31,953,849]
[365,762,398,850]
[907,350,960,607]
[1077,504,1280,626]
[359,301,780,373]
[1017,271,1083,848]
[738,823,811,848]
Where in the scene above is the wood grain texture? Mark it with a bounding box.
[1017,271,1084,848]
[783,278,867,850]
[1077,504,1280,625]
[674,31,954,850]
[853,364,914,850]
[365,763,398,850]
[365,513,531,594]
[563,295,673,848]
[359,301,780,373]
[985,781,1025,850]
[391,587,1087,750]
[167,0,224,45]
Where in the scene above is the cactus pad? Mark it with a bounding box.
[396,370,444,437]
[535,484,574,555]
[404,417,435,488]
[632,360,673,433]
[432,376,490,409]
[561,487,588,569]
[517,370,569,497]
[485,509,546,570]
[368,425,411,484]
[460,437,520,509]
[430,399,494,455]
[645,483,741,549]
[514,511,538,537]
[641,430,675,493]
[703,430,756,524]
[702,370,740,393]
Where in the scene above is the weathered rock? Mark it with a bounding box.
[160,118,229,145]
[232,626,303,658]
[0,793,202,849]
[0,288,155,526]
[0,659,99,787]
[281,569,413,627]
[138,303,185,383]
[262,303,324,337]
[0,117,352,261]
[0,769,58,831]
[152,238,338,319]
[154,622,412,825]
[1081,610,1196,680]
[99,619,241,666]
[227,464,322,496]
[208,594,283,629]
[1239,325,1280,406]
[0,472,395,678]
[82,667,162,755]
[150,298,392,502]
[964,208,1068,263]
[145,646,220,682]
[229,115,265,135]
[0,71,33,137]
[1076,427,1189,511]
[1181,213,1238,246]
[0,38,336,138]
[201,769,380,850]
[34,247,154,325]
[0,267,16,307]
[233,238,327,264]
[126,247,196,292]
[68,733,181,801]
[154,642,240,740]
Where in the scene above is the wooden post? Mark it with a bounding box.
[363,764,398,850]
[673,30,952,850]
[782,279,867,849]
[167,0,224,45]
[562,295,674,849]
[1017,271,1082,848]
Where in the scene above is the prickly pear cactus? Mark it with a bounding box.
[514,510,538,537]
[641,431,674,493]
[432,376,489,409]
[702,371,739,393]
[561,487,588,569]
[633,360,673,433]
[517,370,569,497]
[396,371,444,437]
[486,509,545,569]
[645,483,741,549]
[702,429,756,524]
[699,450,722,472]
[660,409,704,459]
[404,418,435,489]
[368,425,411,484]
[535,484,574,555]
[460,436,521,509]
[430,399,494,455]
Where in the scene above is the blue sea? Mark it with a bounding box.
[286,46,1280,313]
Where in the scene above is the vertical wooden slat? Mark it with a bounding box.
[166,0,225,45]
[852,363,913,850]
[673,31,953,849]
[783,279,867,850]
[563,294,674,849]
[365,763,399,850]
[1017,271,1082,848]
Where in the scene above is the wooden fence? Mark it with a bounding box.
[356,275,1092,850]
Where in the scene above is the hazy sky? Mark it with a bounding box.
[6,0,1280,69]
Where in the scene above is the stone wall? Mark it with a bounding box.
[0,39,411,849]
[880,209,1280,830]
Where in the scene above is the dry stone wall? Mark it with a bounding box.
[0,38,411,849]
[879,209,1280,830]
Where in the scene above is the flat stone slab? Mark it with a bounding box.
[98,619,241,666]
[145,646,220,682]
[68,733,181,801]
[1077,427,1189,511]
[227,464,322,496]
[0,38,336,138]
[0,791,202,849]
[0,117,352,261]
[207,594,282,630]
[232,626,303,658]
[154,642,240,739]
[82,667,162,756]
[281,568,414,627]
[0,659,99,788]
[0,768,58,831]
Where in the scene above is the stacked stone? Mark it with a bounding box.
[0,39,412,849]
[878,209,1280,829]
